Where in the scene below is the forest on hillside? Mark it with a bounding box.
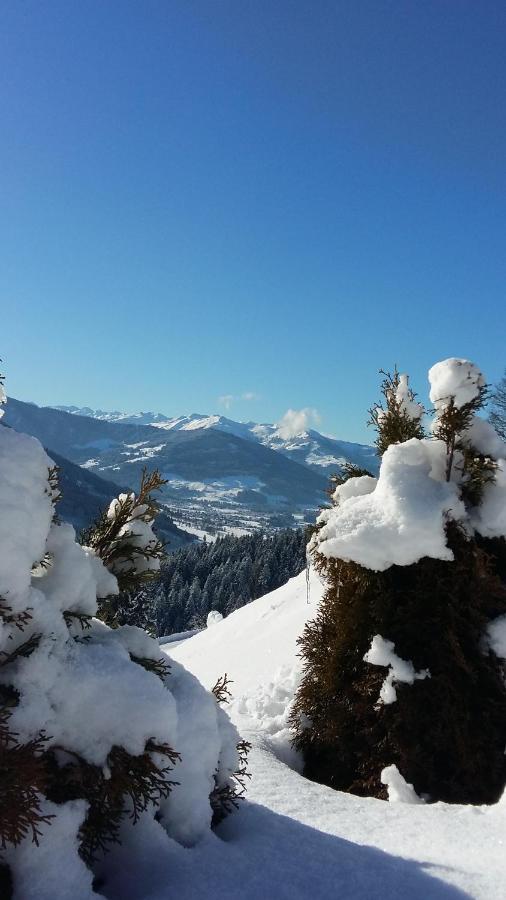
[151,528,309,636]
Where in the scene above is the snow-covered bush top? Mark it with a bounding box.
[395,373,424,420]
[104,492,161,576]
[376,373,424,423]
[429,358,485,412]
[315,358,506,571]
[316,437,466,570]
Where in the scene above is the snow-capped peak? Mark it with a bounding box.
[49,404,378,476]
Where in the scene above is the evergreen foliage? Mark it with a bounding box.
[101,586,159,635]
[0,468,179,892]
[431,375,489,486]
[209,674,251,825]
[210,738,252,825]
[81,468,167,627]
[489,368,506,439]
[368,368,424,455]
[44,740,180,865]
[291,361,506,805]
[152,527,308,637]
[0,702,52,850]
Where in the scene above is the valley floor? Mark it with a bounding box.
[110,572,505,899]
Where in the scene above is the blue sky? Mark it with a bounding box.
[1,1,505,442]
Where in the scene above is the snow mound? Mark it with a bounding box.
[381,765,425,804]
[167,570,319,702]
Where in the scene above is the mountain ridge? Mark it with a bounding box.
[7,398,377,537]
[53,404,378,475]
[6,398,329,536]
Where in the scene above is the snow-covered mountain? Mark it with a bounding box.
[55,405,378,476]
[6,398,329,537]
[163,571,505,900]
[54,405,173,427]
[10,399,376,538]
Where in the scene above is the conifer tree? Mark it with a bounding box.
[153,528,308,637]
[0,373,248,897]
[369,368,424,454]
[81,468,167,627]
[291,359,506,805]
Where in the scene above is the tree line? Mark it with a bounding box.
[150,527,309,636]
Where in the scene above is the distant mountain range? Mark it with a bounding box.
[6,399,378,538]
[54,405,378,477]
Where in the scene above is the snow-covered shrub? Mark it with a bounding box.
[291,358,506,804]
[209,674,251,824]
[80,469,167,628]
[0,385,247,898]
[368,368,424,455]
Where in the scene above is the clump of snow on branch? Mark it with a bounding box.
[106,493,161,576]
[462,417,506,459]
[486,615,506,659]
[0,426,55,608]
[381,765,425,804]
[470,459,506,539]
[207,610,223,627]
[332,474,377,505]
[377,373,424,423]
[429,358,485,413]
[316,438,465,571]
[364,635,430,705]
[396,373,424,419]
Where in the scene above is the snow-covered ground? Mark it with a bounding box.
[154,571,506,900]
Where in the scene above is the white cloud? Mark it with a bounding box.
[218,394,234,410]
[218,391,259,409]
[276,407,321,440]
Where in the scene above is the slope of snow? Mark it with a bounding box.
[167,570,316,703]
[157,571,506,900]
